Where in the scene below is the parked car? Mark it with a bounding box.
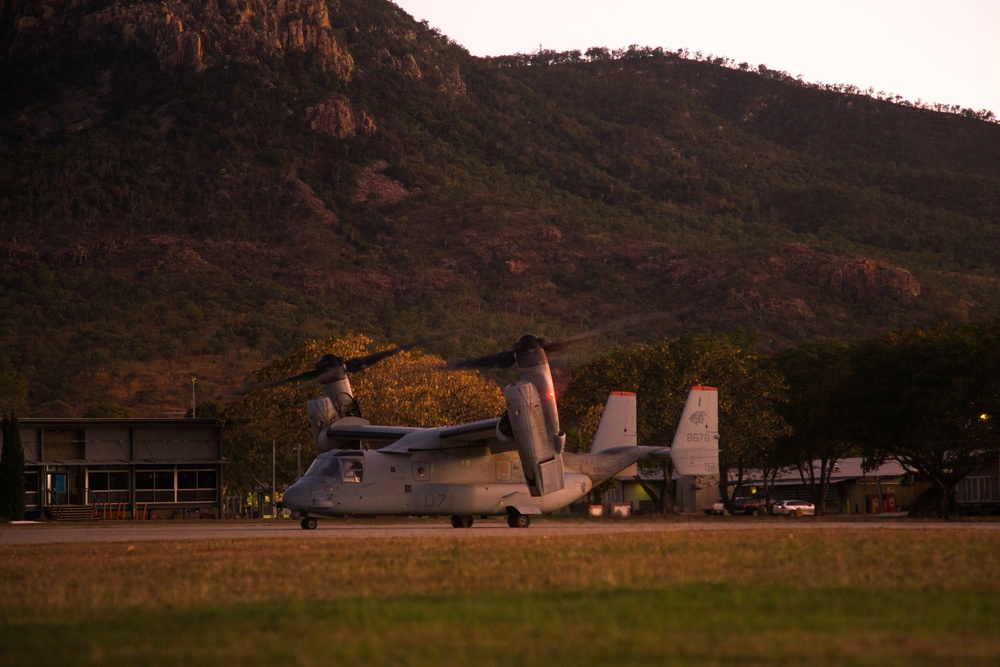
[704,501,726,515]
[773,499,816,516]
[730,496,771,516]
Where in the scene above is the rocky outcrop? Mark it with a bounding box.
[354,160,409,204]
[645,242,920,326]
[2,0,470,105]
[378,46,467,98]
[775,244,921,301]
[434,62,467,97]
[5,0,355,78]
[305,96,376,139]
[825,256,921,301]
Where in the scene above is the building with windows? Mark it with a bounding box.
[728,458,915,514]
[13,418,223,520]
[956,458,1000,515]
[602,464,719,515]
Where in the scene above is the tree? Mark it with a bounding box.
[770,340,856,515]
[0,372,29,416]
[83,402,133,418]
[584,46,611,61]
[845,322,1000,519]
[185,399,225,420]
[560,332,791,512]
[0,414,27,521]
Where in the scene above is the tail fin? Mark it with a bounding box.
[590,392,638,478]
[590,391,637,453]
[669,385,719,476]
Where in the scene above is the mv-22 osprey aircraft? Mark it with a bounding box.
[277,333,719,529]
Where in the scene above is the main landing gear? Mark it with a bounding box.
[300,517,318,530]
[506,510,530,528]
[449,511,531,528]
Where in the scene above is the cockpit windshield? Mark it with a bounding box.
[305,455,341,479]
[304,453,364,483]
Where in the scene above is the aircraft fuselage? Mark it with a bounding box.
[280,385,717,528]
[281,447,609,518]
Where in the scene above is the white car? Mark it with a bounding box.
[772,499,815,516]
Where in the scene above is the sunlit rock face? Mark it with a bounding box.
[5,0,355,79]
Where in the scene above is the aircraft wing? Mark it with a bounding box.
[378,418,501,453]
[326,422,422,444]
[440,418,502,442]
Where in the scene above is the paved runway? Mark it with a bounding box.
[3,516,995,545]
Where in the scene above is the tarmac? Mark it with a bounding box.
[3,515,997,545]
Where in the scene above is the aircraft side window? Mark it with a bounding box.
[342,457,363,483]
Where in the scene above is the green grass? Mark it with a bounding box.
[2,527,999,666]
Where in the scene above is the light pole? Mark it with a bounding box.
[191,376,197,418]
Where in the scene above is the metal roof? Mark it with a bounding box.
[731,457,908,485]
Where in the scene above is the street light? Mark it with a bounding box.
[191,376,197,418]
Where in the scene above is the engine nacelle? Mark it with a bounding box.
[504,380,565,497]
[307,397,337,444]
[495,411,513,443]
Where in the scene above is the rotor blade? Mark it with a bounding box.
[243,368,321,391]
[343,345,410,373]
[543,312,669,354]
[448,349,517,369]
[243,343,413,392]
[449,312,669,370]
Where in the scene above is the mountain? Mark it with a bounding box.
[2,0,999,417]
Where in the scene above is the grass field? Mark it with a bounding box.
[2,522,999,666]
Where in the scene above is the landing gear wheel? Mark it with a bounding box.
[507,512,531,528]
[301,517,318,530]
[450,515,474,529]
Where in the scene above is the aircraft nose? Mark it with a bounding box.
[281,479,312,511]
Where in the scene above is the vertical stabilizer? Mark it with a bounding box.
[591,392,638,477]
[669,385,719,476]
[590,392,637,453]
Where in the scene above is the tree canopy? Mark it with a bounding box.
[560,332,791,509]
[840,321,1000,518]
[769,340,856,513]
[0,414,27,521]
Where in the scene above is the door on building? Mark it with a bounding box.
[47,471,84,505]
[49,472,67,505]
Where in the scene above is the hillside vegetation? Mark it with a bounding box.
[2,0,999,416]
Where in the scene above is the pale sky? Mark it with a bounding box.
[393,0,1000,116]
